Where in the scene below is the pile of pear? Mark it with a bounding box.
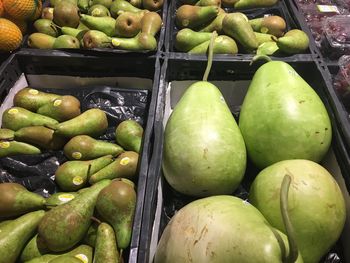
[175,0,310,55]
[27,0,163,51]
[0,87,145,262]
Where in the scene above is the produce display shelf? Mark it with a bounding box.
[0,51,161,263]
[137,56,350,263]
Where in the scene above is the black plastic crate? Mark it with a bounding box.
[138,56,350,263]
[164,0,317,60]
[0,51,161,263]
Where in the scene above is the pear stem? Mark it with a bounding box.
[87,164,92,179]
[202,31,218,82]
[280,173,299,263]
[90,216,102,224]
[119,249,123,263]
[250,54,272,66]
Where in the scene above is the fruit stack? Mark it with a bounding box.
[173,0,310,56]
[27,0,164,51]
[0,87,144,262]
[0,0,42,52]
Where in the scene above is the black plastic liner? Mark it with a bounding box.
[137,57,350,263]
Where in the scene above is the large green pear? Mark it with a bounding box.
[249,159,346,263]
[239,60,332,168]
[154,195,303,263]
[162,81,246,197]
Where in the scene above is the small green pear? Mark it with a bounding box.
[61,27,88,40]
[276,29,309,54]
[110,0,142,18]
[2,107,58,131]
[0,128,15,140]
[198,12,226,34]
[0,140,41,157]
[0,183,46,218]
[20,234,49,262]
[175,28,212,52]
[82,30,112,48]
[28,33,56,49]
[53,35,80,49]
[115,120,143,153]
[93,223,120,263]
[78,0,90,13]
[249,15,286,37]
[88,4,111,17]
[176,5,219,29]
[254,32,274,45]
[13,88,59,112]
[141,11,162,36]
[46,192,79,207]
[111,32,157,51]
[34,19,60,37]
[256,41,279,55]
[64,135,124,160]
[189,35,238,54]
[80,14,116,37]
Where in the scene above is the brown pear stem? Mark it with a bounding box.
[202,30,218,82]
[119,249,124,263]
[87,164,92,178]
[280,173,299,263]
[90,216,102,224]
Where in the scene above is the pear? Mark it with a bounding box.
[28,33,56,49]
[52,108,108,138]
[61,27,88,41]
[175,5,219,29]
[34,19,60,37]
[0,128,14,140]
[42,7,54,20]
[188,35,238,54]
[78,0,90,13]
[53,1,80,28]
[82,221,99,247]
[115,11,144,37]
[0,210,45,263]
[46,192,79,207]
[55,155,114,191]
[239,60,331,168]
[198,12,226,34]
[64,135,124,160]
[141,11,162,36]
[20,234,49,262]
[93,223,120,263]
[0,183,46,218]
[96,178,137,249]
[37,95,81,122]
[196,0,221,6]
[275,29,309,54]
[142,0,164,11]
[175,28,212,52]
[53,35,80,49]
[256,41,279,55]
[14,126,67,150]
[49,256,83,263]
[0,140,41,157]
[80,14,116,37]
[249,15,286,37]
[115,120,143,153]
[110,0,142,18]
[111,32,157,51]
[88,4,111,17]
[38,180,111,252]
[82,30,112,48]
[78,22,90,30]
[126,0,142,8]
[13,88,59,112]
[249,160,346,263]
[89,0,113,8]
[222,12,258,51]
[89,151,139,184]
[234,0,277,9]
[254,32,274,45]
[2,107,58,131]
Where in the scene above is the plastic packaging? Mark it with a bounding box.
[333,55,350,109]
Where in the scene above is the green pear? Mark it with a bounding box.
[82,221,99,247]
[0,140,41,157]
[0,183,46,218]
[34,19,60,37]
[28,33,56,49]
[89,0,113,8]
[142,0,163,11]
[53,35,80,49]
[20,234,49,262]
[96,178,136,249]
[88,4,111,17]
[0,128,14,140]
[111,32,157,50]
[26,245,93,263]
[141,11,162,36]
[14,126,67,150]
[175,28,212,52]
[80,14,116,37]
[163,80,246,196]
[64,135,124,160]
[61,27,88,40]
[126,0,142,8]
[196,0,221,6]
[49,256,83,263]
[250,160,346,263]
[52,108,108,138]
[82,30,112,48]
[249,15,286,37]
[89,151,139,184]
[93,223,120,263]
[42,7,54,20]
[115,120,143,153]
[198,12,226,34]
[189,35,238,54]
[0,210,45,263]
[2,107,58,131]
[115,11,144,37]
[239,60,331,168]
[276,29,309,54]
[254,32,274,45]
[37,95,81,122]
[256,41,279,55]
[78,0,90,13]
[234,0,277,9]
[110,0,142,18]
[175,5,219,29]
[38,180,111,252]
[13,88,59,112]
[53,1,80,28]
[46,192,79,207]
[55,155,114,191]
[222,12,258,51]
[78,22,90,30]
